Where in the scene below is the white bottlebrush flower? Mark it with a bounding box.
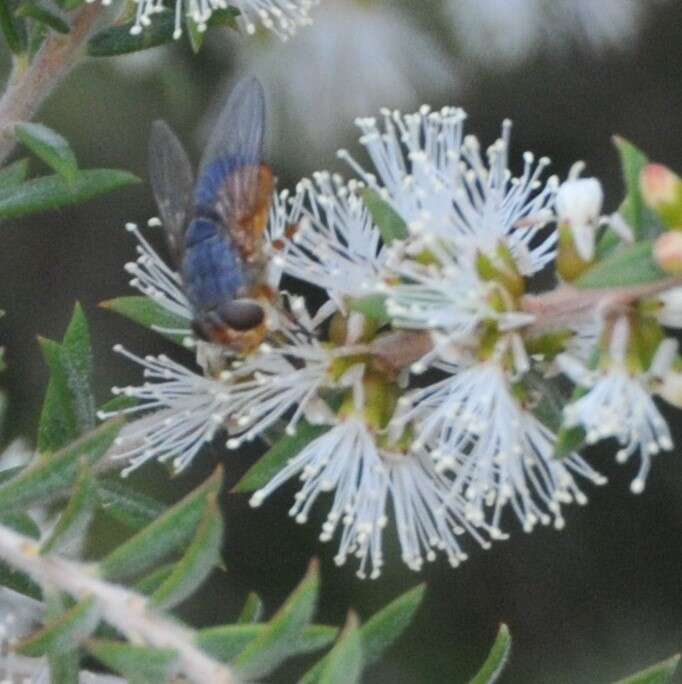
[270,173,386,311]
[655,287,682,328]
[250,418,492,578]
[130,0,317,41]
[445,0,652,66]
[557,318,675,494]
[232,0,454,158]
[394,361,606,535]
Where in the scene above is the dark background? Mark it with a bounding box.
[2,1,682,681]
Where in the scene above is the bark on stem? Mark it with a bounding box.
[0,523,239,684]
[0,1,105,166]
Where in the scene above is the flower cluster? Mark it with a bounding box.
[105,102,682,578]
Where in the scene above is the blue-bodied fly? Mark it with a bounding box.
[148,77,275,353]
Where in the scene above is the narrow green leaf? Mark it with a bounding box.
[0,0,25,53]
[0,158,29,186]
[469,624,511,684]
[16,596,100,656]
[349,294,390,324]
[0,511,41,538]
[41,462,97,554]
[0,419,122,516]
[85,639,178,684]
[208,6,240,29]
[0,561,42,600]
[59,0,83,12]
[99,466,223,581]
[150,493,223,610]
[15,122,76,181]
[613,136,654,240]
[197,623,338,663]
[238,592,264,623]
[134,563,175,595]
[16,2,69,33]
[233,422,329,493]
[0,169,139,219]
[185,14,203,53]
[234,560,320,679]
[98,394,137,414]
[100,296,189,344]
[87,12,175,56]
[300,584,425,684]
[362,189,408,243]
[317,612,363,684]
[614,654,680,684]
[48,650,80,684]
[575,240,665,289]
[96,478,166,530]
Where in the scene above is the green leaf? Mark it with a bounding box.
[574,240,665,289]
[0,561,42,600]
[16,2,69,33]
[0,0,25,53]
[100,296,189,344]
[16,596,100,656]
[150,493,223,609]
[0,158,30,186]
[234,559,320,679]
[85,639,178,684]
[41,462,97,555]
[87,12,175,56]
[233,422,329,493]
[134,563,175,595]
[197,623,338,663]
[555,424,586,459]
[613,136,656,240]
[614,655,680,684]
[15,122,77,182]
[349,294,390,324]
[0,511,41,538]
[48,650,80,684]
[0,419,122,517]
[208,7,240,29]
[317,612,363,684]
[300,584,425,684]
[96,478,166,530]
[362,188,408,243]
[469,624,511,684]
[0,169,139,219]
[238,592,264,623]
[185,14,204,53]
[99,466,223,581]
[38,303,96,453]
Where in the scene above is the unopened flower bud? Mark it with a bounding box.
[656,287,682,328]
[653,231,682,275]
[640,163,682,229]
[556,176,603,262]
[656,369,682,409]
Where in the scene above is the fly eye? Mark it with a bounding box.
[221,300,265,331]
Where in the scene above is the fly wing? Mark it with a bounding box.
[149,120,194,264]
[195,77,266,233]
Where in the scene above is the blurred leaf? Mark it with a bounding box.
[16,596,99,656]
[0,419,122,516]
[300,583,425,683]
[96,478,166,530]
[100,466,223,580]
[16,2,69,33]
[613,136,660,241]
[0,158,29,186]
[0,168,139,219]
[316,612,363,684]
[38,303,96,453]
[87,12,175,56]
[41,462,97,555]
[99,394,137,414]
[0,560,42,599]
[150,493,223,610]
[238,592,264,623]
[59,0,83,12]
[614,655,680,684]
[49,650,80,684]
[575,240,665,289]
[15,122,76,181]
[100,296,189,344]
[86,639,178,684]
[349,294,390,324]
[555,423,587,459]
[469,624,511,684]
[134,563,175,595]
[233,422,328,493]
[234,560,320,679]
[209,6,240,29]
[185,14,203,53]
[197,623,338,663]
[0,0,25,52]
[362,189,408,243]
[0,511,41,538]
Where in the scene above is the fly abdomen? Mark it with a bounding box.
[181,216,248,315]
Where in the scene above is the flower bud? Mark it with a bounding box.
[640,163,682,229]
[656,287,682,328]
[653,231,682,275]
[556,176,603,262]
